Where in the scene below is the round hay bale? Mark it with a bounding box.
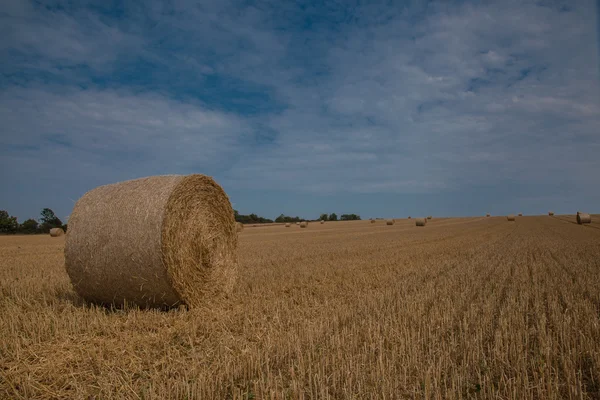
[296,222,300,225]
[299,222,307,228]
[370,219,376,223]
[518,213,523,217]
[486,213,490,217]
[427,216,432,220]
[577,212,591,224]
[548,211,554,216]
[507,215,515,221]
[65,174,237,309]
[285,223,291,227]
[236,222,244,232]
[320,220,324,224]
[408,216,411,219]
[415,218,426,227]
[49,227,64,237]
[386,219,394,225]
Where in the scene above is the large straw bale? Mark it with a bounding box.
[507,215,515,221]
[49,227,64,237]
[577,212,591,224]
[386,219,394,225]
[300,222,307,228]
[65,174,237,309]
[415,218,426,226]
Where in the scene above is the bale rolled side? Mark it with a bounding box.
[408,216,411,219]
[577,212,592,224]
[65,174,238,309]
[370,219,376,223]
[300,222,307,228]
[285,223,291,227]
[507,215,515,221]
[415,218,426,226]
[548,211,554,216]
[518,213,523,217]
[427,216,432,220]
[320,220,325,224]
[386,219,394,225]
[486,213,490,217]
[49,227,64,237]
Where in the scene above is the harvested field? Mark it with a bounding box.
[2,216,600,399]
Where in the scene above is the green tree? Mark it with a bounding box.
[319,213,328,221]
[328,213,338,221]
[40,208,63,233]
[0,210,19,234]
[341,214,361,221]
[20,218,39,234]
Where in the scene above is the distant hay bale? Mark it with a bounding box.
[577,212,591,224]
[408,216,411,219]
[427,216,432,220]
[507,215,515,221]
[236,222,244,232]
[49,228,64,237]
[386,219,394,225]
[296,222,300,225]
[320,220,324,224]
[415,218,426,226]
[300,222,307,228]
[486,213,490,217]
[548,211,554,216]
[370,219,376,223]
[65,174,237,309]
[518,213,523,217]
[285,223,291,227]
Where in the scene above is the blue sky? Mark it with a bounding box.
[1,0,599,222]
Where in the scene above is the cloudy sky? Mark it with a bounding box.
[1,0,599,222]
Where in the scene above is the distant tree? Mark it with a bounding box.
[0,210,19,234]
[340,214,361,221]
[234,210,273,224]
[39,208,62,233]
[328,213,338,221]
[20,218,39,234]
[319,213,328,221]
[275,214,303,223]
[62,224,68,232]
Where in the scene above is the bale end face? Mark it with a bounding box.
[577,213,592,224]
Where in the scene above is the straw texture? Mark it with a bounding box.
[577,212,591,224]
[64,174,238,309]
[49,228,64,237]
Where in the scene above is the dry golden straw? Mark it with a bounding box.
[236,222,244,232]
[386,220,394,225]
[65,174,238,309]
[300,222,307,228]
[576,212,591,224]
[49,228,64,237]
[507,215,516,221]
[415,218,426,226]
[285,223,291,227]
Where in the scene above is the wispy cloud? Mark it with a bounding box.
[1,0,598,219]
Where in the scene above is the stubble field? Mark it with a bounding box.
[1,215,600,399]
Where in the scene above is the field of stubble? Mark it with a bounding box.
[1,216,600,399]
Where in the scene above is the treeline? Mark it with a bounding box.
[234,210,273,224]
[0,208,67,234]
[318,213,361,221]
